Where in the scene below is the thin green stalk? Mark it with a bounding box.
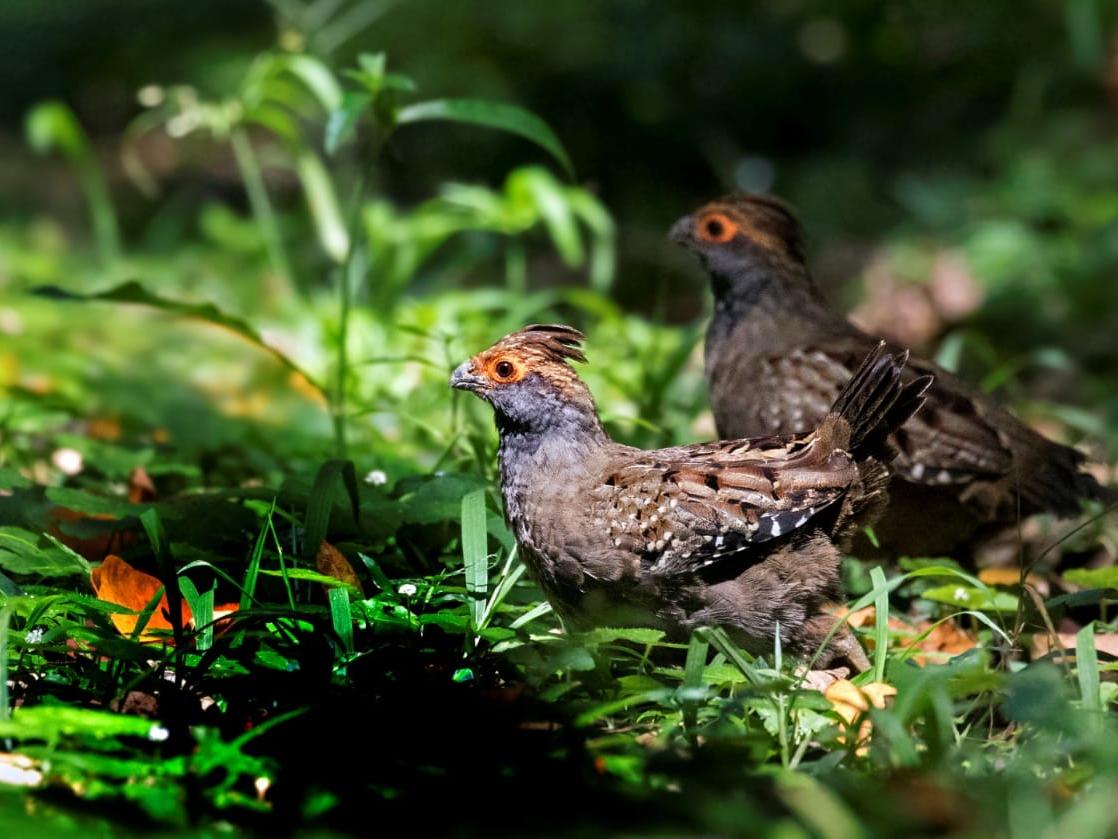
[78,165,121,268]
[0,606,10,721]
[230,127,294,291]
[505,240,527,294]
[332,170,369,457]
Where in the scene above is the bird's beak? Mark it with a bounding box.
[450,361,487,393]
[668,214,695,247]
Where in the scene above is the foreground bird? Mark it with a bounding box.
[671,193,1112,558]
[451,325,929,669]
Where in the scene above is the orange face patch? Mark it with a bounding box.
[483,354,527,384]
[695,211,740,244]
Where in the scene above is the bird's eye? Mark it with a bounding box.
[492,359,520,382]
[697,212,738,244]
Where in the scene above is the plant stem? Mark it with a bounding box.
[505,240,527,293]
[78,165,121,269]
[333,171,369,457]
[230,127,295,293]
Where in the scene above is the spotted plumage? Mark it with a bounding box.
[452,325,930,670]
[671,193,1114,558]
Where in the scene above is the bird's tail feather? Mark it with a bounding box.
[827,342,932,460]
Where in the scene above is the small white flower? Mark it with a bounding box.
[148,725,170,742]
[51,447,83,476]
[397,583,417,597]
[25,628,44,644]
[953,587,969,603]
[364,469,388,486]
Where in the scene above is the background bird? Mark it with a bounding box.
[670,193,1114,560]
[451,324,930,670]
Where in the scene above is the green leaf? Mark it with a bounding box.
[1064,567,1118,591]
[325,90,372,155]
[294,150,349,262]
[396,99,574,177]
[399,473,486,524]
[32,281,326,400]
[921,583,1019,613]
[25,100,91,161]
[328,586,354,654]
[0,527,90,577]
[871,566,890,683]
[1077,622,1101,727]
[460,488,488,631]
[301,459,364,564]
[682,629,710,730]
[258,567,359,589]
[274,54,343,112]
[179,577,214,652]
[580,627,666,646]
[0,706,162,741]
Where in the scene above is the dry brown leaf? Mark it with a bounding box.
[90,555,190,643]
[128,466,157,503]
[824,679,897,755]
[1033,631,1118,660]
[48,506,133,562]
[315,540,365,597]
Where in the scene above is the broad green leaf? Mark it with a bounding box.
[398,473,486,524]
[274,54,343,112]
[921,583,1018,613]
[301,460,363,564]
[1064,567,1118,591]
[396,98,574,177]
[0,527,90,577]
[33,281,326,400]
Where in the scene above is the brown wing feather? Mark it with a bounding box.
[590,435,857,576]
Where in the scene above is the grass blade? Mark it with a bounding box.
[1076,622,1101,730]
[682,628,710,733]
[328,586,354,655]
[460,488,488,632]
[870,566,889,683]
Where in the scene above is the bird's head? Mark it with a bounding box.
[450,324,602,436]
[669,193,806,284]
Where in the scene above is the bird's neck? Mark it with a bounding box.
[707,257,829,350]
[496,413,609,514]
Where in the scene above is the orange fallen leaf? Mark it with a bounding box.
[840,606,977,665]
[825,679,897,755]
[978,567,1044,588]
[316,540,364,597]
[90,555,190,643]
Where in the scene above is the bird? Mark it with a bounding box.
[451,324,930,670]
[670,193,1113,559]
